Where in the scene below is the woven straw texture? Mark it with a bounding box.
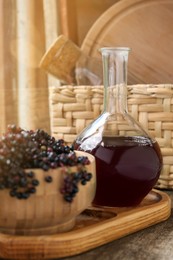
[49,84,173,189]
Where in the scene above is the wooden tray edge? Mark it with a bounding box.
[0,189,171,260]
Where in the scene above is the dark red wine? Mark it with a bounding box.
[74,136,162,207]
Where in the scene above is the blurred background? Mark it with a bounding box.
[0,0,117,134]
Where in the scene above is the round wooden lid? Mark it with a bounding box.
[81,0,173,84]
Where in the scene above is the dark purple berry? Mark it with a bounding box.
[28,187,36,193]
[27,171,34,178]
[81,179,87,185]
[0,125,92,202]
[10,190,17,197]
[45,176,53,183]
[32,179,39,186]
[64,195,73,203]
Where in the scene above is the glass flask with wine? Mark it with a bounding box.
[73,47,162,207]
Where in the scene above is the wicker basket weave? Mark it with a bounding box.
[49,84,173,189]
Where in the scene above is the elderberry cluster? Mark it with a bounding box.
[60,170,92,202]
[0,124,92,201]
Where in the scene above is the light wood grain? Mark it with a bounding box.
[57,0,118,45]
[0,151,96,236]
[0,189,170,260]
[81,0,173,84]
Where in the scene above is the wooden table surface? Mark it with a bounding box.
[62,190,173,260]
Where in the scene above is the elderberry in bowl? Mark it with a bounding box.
[0,125,96,235]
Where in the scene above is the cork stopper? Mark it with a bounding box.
[39,35,82,84]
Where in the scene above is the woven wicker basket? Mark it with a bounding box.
[49,84,173,189]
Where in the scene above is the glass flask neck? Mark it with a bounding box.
[101,47,130,115]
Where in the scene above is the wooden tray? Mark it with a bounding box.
[81,0,173,84]
[0,189,171,260]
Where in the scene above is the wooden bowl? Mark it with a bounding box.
[0,151,96,235]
